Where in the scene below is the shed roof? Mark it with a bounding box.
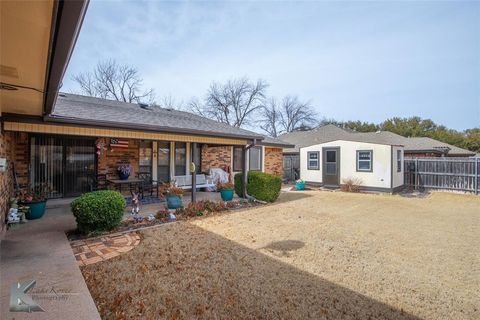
[279,124,475,156]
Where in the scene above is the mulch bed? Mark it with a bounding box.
[66,199,263,242]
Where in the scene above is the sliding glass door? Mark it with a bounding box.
[30,135,96,198]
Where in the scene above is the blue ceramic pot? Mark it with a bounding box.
[118,171,130,180]
[295,181,305,191]
[220,189,234,201]
[22,201,47,220]
[166,195,183,209]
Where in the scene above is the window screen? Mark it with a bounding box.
[357,150,372,172]
[249,147,262,171]
[307,151,319,170]
[175,142,186,175]
[397,150,402,172]
[233,147,243,171]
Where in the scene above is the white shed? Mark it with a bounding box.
[300,139,404,192]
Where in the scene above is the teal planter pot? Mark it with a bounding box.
[220,189,234,201]
[295,181,305,191]
[22,201,47,220]
[166,196,183,209]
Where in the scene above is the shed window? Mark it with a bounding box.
[357,150,372,172]
[249,147,262,171]
[307,151,319,170]
[397,150,402,172]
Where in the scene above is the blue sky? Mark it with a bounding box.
[63,0,480,131]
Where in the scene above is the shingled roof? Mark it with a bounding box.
[279,124,475,156]
[50,93,269,141]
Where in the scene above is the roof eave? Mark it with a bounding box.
[44,114,264,141]
[43,0,90,116]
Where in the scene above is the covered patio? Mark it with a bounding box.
[3,93,289,204]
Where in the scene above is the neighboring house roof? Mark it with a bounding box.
[400,136,475,156]
[279,124,475,156]
[258,136,295,148]
[49,93,265,141]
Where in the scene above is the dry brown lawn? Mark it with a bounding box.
[82,191,480,320]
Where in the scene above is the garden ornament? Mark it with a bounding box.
[130,192,140,215]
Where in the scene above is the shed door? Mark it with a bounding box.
[322,148,340,187]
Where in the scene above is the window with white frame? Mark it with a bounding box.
[357,150,373,172]
[397,149,402,172]
[307,151,319,170]
[249,146,262,171]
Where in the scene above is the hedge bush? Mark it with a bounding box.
[71,190,126,234]
[234,171,282,202]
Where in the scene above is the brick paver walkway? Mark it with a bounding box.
[71,232,141,266]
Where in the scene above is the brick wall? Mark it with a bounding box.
[97,138,140,179]
[404,152,442,158]
[0,130,13,238]
[11,132,29,187]
[264,147,283,176]
[201,145,232,174]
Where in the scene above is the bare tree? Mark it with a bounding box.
[258,98,281,137]
[191,77,268,127]
[71,59,155,103]
[258,95,318,135]
[279,96,318,132]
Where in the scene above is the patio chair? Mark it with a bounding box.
[87,174,108,191]
[138,173,159,199]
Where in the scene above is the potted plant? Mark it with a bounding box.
[295,179,305,191]
[217,182,235,201]
[16,184,50,220]
[160,182,185,209]
[117,164,132,180]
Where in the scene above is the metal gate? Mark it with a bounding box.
[283,154,300,181]
[30,135,96,198]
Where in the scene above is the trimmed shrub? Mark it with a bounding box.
[71,190,126,234]
[234,171,282,202]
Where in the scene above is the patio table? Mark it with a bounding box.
[107,178,144,193]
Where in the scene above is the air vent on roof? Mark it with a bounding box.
[138,102,150,109]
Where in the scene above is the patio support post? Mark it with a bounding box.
[191,142,197,203]
[242,146,248,199]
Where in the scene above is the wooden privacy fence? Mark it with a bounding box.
[404,157,480,194]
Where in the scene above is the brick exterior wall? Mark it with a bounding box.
[264,147,283,176]
[0,130,13,238]
[97,138,140,179]
[0,131,30,237]
[201,145,232,174]
[11,132,29,187]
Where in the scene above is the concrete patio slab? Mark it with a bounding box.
[0,205,100,320]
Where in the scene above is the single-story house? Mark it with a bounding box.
[281,124,475,181]
[300,137,404,193]
[0,0,293,236]
[3,94,293,199]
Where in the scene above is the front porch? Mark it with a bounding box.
[6,130,249,200]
